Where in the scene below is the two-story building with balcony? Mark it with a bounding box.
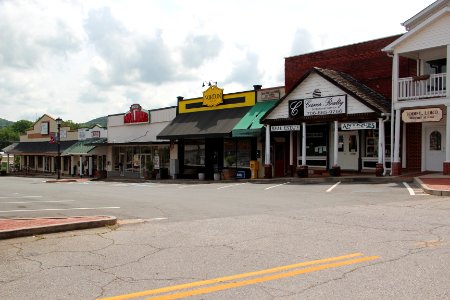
[383,0,450,174]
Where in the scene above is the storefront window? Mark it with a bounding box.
[306,130,327,157]
[184,139,205,167]
[223,139,251,168]
[365,130,378,157]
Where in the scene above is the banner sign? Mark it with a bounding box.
[289,95,347,118]
[402,108,442,123]
[271,125,301,132]
[341,122,376,130]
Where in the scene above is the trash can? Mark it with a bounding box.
[249,160,259,179]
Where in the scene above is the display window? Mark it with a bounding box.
[184,139,205,167]
[223,138,251,168]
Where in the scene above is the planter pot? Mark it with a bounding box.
[329,166,341,177]
[375,163,384,177]
[198,173,205,180]
[213,173,221,181]
[222,169,235,180]
[296,165,308,178]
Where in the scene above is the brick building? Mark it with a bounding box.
[261,36,416,177]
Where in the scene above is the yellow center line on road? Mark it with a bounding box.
[147,255,380,300]
[98,253,374,300]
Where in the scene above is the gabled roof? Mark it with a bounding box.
[261,67,390,122]
[383,1,450,52]
[402,0,449,30]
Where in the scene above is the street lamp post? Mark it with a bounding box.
[56,117,62,180]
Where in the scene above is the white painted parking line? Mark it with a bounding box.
[0,196,43,199]
[403,182,415,195]
[217,183,247,190]
[0,207,121,213]
[2,200,75,204]
[265,182,290,190]
[326,181,341,192]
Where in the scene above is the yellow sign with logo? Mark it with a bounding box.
[202,85,224,107]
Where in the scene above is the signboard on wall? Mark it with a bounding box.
[271,125,301,132]
[341,122,376,130]
[402,108,442,123]
[289,95,347,117]
[124,104,150,124]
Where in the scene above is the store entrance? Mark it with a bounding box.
[205,138,223,179]
[425,126,445,171]
[337,131,359,170]
[274,141,285,177]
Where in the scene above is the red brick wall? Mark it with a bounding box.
[405,123,422,171]
[285,35,416,99]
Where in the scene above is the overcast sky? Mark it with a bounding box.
[0,0,434,123]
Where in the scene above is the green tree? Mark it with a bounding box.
[10,120,33,134]
[0,127,19,150]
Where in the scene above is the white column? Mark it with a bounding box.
[446,105,450,162]
[61,156,64,175]
[390,53,399,173]
[296,130,301,166]
[394,109,401,163]
[6,154,10,173]
[333,121,339,166]
[88,156,93,176]
[378,118,384,164]
[302,122,306,165]
[265,125,271,165]
[289,131,293,167]
[447,45,450,99]
[35,155,38,170]
[70,156,74,175]
[79,156,83,176]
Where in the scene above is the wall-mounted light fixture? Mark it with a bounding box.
[202,81,218,87]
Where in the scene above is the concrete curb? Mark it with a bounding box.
[414,177,450,196]
[0,216,117,240]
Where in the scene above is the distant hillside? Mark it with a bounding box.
[82,116,107,128]
[0,118,13,128]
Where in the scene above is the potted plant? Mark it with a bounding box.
[145,160,155,180]
[223,155,236,180]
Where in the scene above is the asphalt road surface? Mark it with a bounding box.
[0,176,449,299]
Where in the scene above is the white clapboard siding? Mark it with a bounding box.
[266,73,374,120]
[395,12,450,54]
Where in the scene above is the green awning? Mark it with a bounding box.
[62,138,106,155]
[232,101,277,137]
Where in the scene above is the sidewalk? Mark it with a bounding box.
[414,173,450,196]
[0,216,117,240]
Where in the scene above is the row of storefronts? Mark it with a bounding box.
[4,0,449,178]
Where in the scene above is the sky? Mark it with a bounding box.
[0,0,435,123]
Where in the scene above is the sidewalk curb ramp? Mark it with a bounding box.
[414,177,450,196]
[0,216,117,240]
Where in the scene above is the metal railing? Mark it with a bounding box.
[398,73,447,100]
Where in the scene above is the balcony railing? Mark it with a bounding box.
[398,73,447,100]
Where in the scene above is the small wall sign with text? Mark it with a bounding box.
[402,108,442,123]
[341,122,376,130]
[271,125,301,132]
[289,95,347,118]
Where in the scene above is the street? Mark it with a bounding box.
[0,176,449,299]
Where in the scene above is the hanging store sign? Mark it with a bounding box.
[341,122,376,130]
[402,108,442,123]
[289,95,347,117]
[271,125,301,132]
[202,85,224,107]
